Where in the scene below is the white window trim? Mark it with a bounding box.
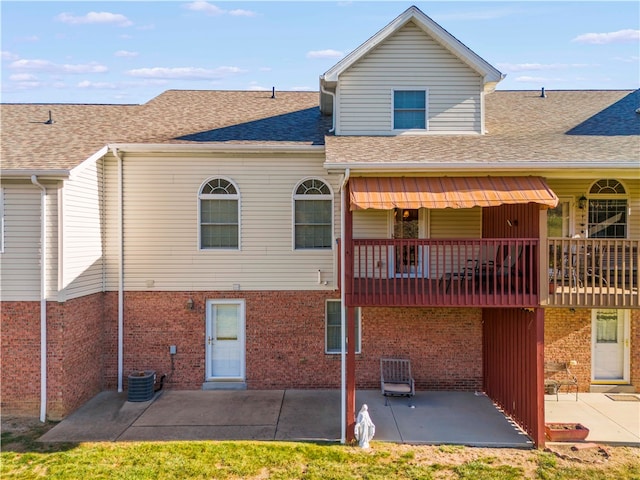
[391,87,429,132]
[325,300,361,354]
[292,177,334,251]
[198,176,241,251]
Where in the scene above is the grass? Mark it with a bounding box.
[2,421,640,480]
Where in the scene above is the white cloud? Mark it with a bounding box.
[248,85,269,91]
[9,73,37,81]
[55,11,133,27]
[185,2,257,17]
[513,75,561,84]
[1,51,20,61]
[77,80,117,89]
[306,49,344,59]
[126,66,245,80]
[229,9,257,17]
[115,50,139,58]
[613,55,639,63]
[572,29,640,45]
[9,59,108,74]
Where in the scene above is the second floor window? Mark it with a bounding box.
[587,179,627,239]
[294,179,332,249]
[393,89,426,130]
[199,178,240,249]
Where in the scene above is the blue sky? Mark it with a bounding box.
[1,1,638,104]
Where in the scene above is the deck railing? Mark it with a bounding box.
[546,238,639,307]
[345,238,539,307]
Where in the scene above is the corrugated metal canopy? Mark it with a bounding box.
[349,176,558,210]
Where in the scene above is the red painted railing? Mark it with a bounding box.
[345,238,539,307]
[546,238,639,308]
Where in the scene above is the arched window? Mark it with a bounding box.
[293,178,333,249]
[587,179,627,239]
[199,177,240,249]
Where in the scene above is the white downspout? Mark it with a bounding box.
[110,147,124,392]
[339,168,350,444]
[320,81,336,134]
[31,175,47,422]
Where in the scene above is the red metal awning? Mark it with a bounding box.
[349,176,558,211]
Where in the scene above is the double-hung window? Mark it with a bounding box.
[199,178,240,249]
[294,178,332,249]
[325,300,361,354]
[393,89,427,130]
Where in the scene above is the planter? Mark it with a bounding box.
[545,423,589,442]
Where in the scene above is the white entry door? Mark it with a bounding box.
[206,300,245,380]
[592,309,630,383]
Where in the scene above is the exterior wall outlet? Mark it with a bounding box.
[169,345,177,355]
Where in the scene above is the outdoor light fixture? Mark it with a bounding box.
[186,298,194,310]
[577,195,587,210]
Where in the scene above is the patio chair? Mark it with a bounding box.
[380,358,415,406]
[544,362,578,401]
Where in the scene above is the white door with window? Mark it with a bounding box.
[591,309,630,383]
[388,208,429,278]
[206,300,245,380]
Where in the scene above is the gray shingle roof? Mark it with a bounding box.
[1,89,638,173]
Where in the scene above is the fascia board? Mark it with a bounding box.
[108,143,326,155]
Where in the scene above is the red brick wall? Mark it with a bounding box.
[357,307,483,391]
[103,293,483,392]
[1,294,105,419]
[1,301,41,416]
[631,310,639,391]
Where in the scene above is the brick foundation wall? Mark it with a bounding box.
[358,307,483,391]
[631,310,639,391]
[1,302,41,416]
[0,294,105,419]
[103,293,483,392]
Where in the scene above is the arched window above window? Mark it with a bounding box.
[589,179,626,195]
[199,177,240,249]
[293,178,333,249]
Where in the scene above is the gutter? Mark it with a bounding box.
[108,143,325,154]
[323,161,640,172]
[110,146,125,393]
[31,175,47,422]
[339,168,350,444]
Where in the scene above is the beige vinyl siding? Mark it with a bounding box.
[546,177,640,239]
[60,159,105,300]
[0,181,58,301]
[103,151,341,291]
[337,21,482,135]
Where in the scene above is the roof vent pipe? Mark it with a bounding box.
[271,87,276,99]
[540,87,546,98]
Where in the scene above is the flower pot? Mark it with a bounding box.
[545,423,589,442]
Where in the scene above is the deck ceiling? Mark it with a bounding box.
[349,176,558,211]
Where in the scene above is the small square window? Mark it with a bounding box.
[394,90,426,130]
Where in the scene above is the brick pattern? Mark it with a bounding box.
[2,290,637,419]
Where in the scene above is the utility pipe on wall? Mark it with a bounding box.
[110,147,124,392]
[339,168,350,444]
[31,175,47,422]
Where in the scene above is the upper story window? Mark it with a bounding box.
[587,179,627,239]
[393,89,427,130]
[293,178,333,249]
[199,177,240,249]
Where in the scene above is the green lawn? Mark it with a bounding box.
[2,422,639,479]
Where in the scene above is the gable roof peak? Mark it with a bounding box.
[321,5,503,92]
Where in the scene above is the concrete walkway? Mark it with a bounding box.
[39,390,639,447]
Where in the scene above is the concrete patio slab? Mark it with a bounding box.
[544,392,640,445]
